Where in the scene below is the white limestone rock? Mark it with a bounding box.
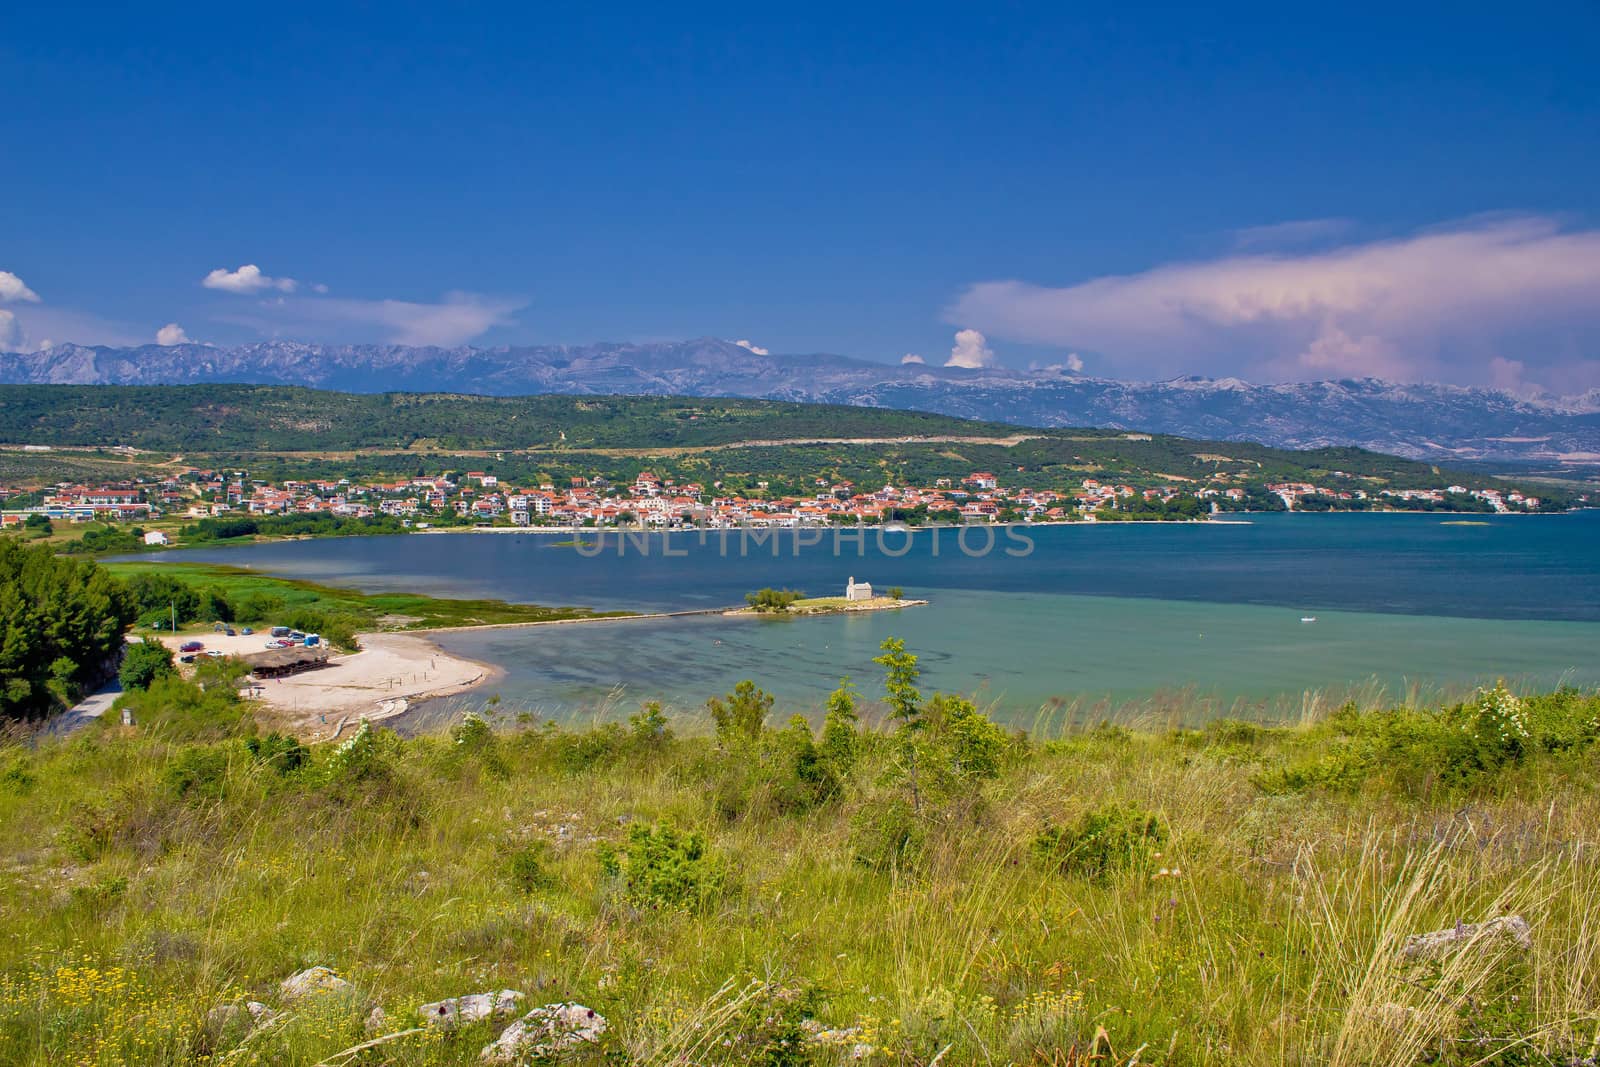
[279,966,351,1001]
[480,1002,607,1062]
[419,989,524,1029]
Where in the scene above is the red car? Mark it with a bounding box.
[179,641,204,652]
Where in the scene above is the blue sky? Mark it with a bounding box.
[3,3,1599,391]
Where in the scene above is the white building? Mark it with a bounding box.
[143,530,170,546]
[845,576,873,601]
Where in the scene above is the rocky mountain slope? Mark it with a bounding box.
[4,338,1596,463]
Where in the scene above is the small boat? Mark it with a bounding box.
[1300,616,1317,623]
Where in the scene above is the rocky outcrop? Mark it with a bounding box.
[1402,915,1533,960]
[279,965,353,1000]
[419,989,524,1029]
[480,1002,607,1062]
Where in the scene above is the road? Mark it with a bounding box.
[46,678,124,736]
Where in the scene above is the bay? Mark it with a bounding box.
[159,512,1600,726]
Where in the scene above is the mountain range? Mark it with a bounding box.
[4,338,1598,465]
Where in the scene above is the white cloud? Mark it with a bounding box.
[202,264,298,294]
[156,323,191,346]
[220,292,524,346]
[948,215,1600,387]
[0,305,144,351]
[0,271,41,303]
[1231,218,1352,250]
[946,328,994,369]
[0,310,19,349]
[901,353,925,365]
[733,339,770,355]
[1065,353,1084,373]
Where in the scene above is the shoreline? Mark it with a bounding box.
[165,630,506,741]
[98,509,1584,561]
[723,597,930,617]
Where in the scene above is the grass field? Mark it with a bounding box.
[102,560,627,635]
[2,666,1598,1065]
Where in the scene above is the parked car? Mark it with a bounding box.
[240,628,254,635]
[223,627,236,636]
[205,650,225,658]
[270,626,290,637]
[179,654,196,663]
[288,631,307,641]
[179,641,204,652]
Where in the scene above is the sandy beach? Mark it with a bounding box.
[158,630,497,739]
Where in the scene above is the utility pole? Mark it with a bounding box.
[170,601,176,634]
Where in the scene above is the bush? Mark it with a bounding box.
[1519,687,1600,752]
[1034,803,1166,882]
[745,587,804,613]
[1254,686,1600,799]
[124,572,200,623]
[627,701,673,750]
[507,842,557,892]
[770,715,842,813]
[0,540,134,719]
[926,694,1010,783]
[232,593,287,623]
[245,732,309,775]
[852,795,927,871]
[707,680,773,745]
[598,821,723,910]
[325,720,387,784]
[163,745,231,800]
[819,680,861,776]
[548,723,627,774]
[118,640,175,691]
[1,755,37,795]
[114,676,252,742]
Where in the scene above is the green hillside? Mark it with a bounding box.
[0,386,1026,452]
[0,385,1558,506]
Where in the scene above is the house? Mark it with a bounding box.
[143,530,170,546]
[845,576,873,601]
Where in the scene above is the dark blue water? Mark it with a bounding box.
[161,512,1600,622]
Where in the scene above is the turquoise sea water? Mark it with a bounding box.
[159,512,1600,726]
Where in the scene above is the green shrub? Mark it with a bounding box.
[1,755,37,795]
[1255,686,1600,799]
[118,640,175,691]
[1034,803,1166,882]
[598,821,723,910]
[114,676,252,742]
[548,723,627,774]
[1520,687,1600,752]
[819,680,861,775]
[245,732,309,775]
[744,587,804,612]
[770,715,842,814]
[851,795,927,871]
[450,711,494,750]
[62,791,158,862]
[507,842,557,893]
[707,680,773,744]
[325,720,387,784]
[232,593,286,623]
[928,694,1010,783]
[71,874,129,909]
[163,745,231,800]
[627,701,672,750]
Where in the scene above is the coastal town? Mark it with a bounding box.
[0,464,1554,533]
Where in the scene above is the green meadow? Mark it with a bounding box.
[2,644,1598,1065]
